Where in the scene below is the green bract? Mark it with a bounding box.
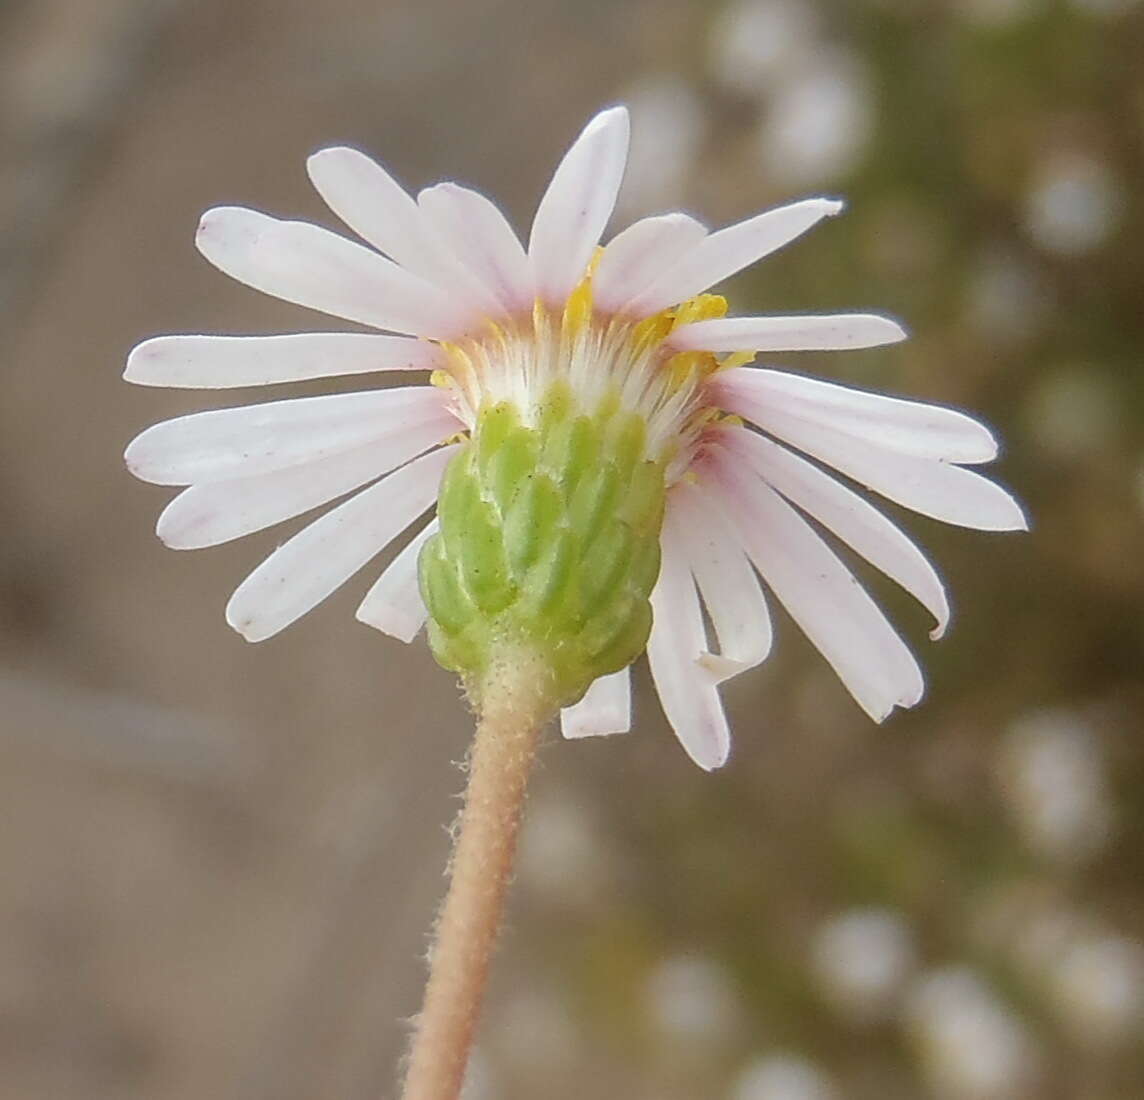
[420,382,666,707]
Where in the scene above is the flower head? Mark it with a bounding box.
[124,106,1025,768]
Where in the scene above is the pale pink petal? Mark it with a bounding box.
[669,479,772,678]
[306,146,425,267]
[592,213,707,315]
[713,380,1027,531]
[307,147,505,319]
[647,509,732,770]
[529,106,630,306]
[625,197,843,316]
[707,448,925,722]
[195,207,476,338]
[418,183,534,314]
[711,368,998,463]
[719,424,951,639]
[559,669,632,739]
[125,385,451,486]
[226,445,458,642]
[670,313,906,353]
[124,333,441,389]
[156,413,456,549]
[356,518,438,642]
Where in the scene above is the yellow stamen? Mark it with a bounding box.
[719,350,756,373]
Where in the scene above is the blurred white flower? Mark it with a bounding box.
[731,1053,840,1100]
[965,248,1047,344]
[810,907,915,1024]
[1045,933,1144,1048]
[645,953,740,1047]
[616,75,705,216]
[1023,150,1123,256]
[756,50,874,187]
[517,793,608,906]
[1024,366,1120,460]
[1012,908,1144,1050]
[708,0,818,96]
[905,967,1038,1100]
[996,709,1112,864]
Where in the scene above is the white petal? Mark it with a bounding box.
[669,479,772,676]
[670,312,907,353]
[356,518,438,642]
[719,424,951,640]
[226,445,458,642]
[195,207,476,338]
[713,380,1027,531]
[559,669,632,739]
[418,183,534,313]
[126,385,451,485]
[306,146,425,266]
[124,333,441,389]
[711,368,999,463]
[647,510,732,770]
[625,197,844,316]
[708,450,924,722]
[156,415,456,549]
[308,147,505,319]
[529,106,630,305]
[592,213,707,315]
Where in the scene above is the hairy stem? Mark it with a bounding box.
[400,651,552,1100]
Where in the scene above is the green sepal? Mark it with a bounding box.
[419,383,668,706]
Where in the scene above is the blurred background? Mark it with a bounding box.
[2,0,1142,1097]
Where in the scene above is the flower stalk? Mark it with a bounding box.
[400,648,555,1100]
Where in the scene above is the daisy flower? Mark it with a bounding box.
[124,105,1025,1100]
[125,105,1024,767]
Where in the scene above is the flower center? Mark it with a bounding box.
[436,282,732,483]
[420,286,732,706]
